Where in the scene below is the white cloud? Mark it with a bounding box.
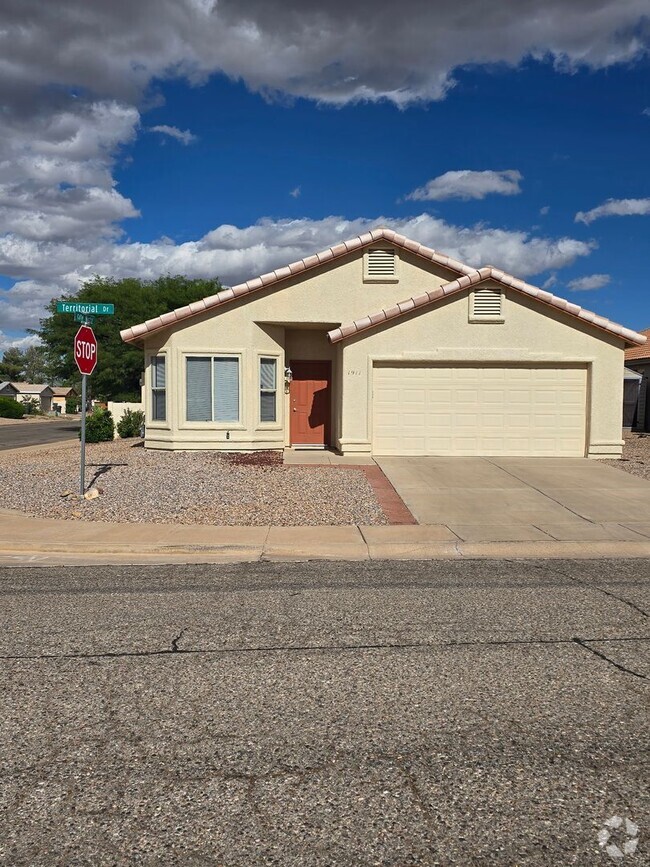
[643,108,650,116]
[575,197,650,224]
[0,1,647,110]
[406,170,523,202]
[540,205,550,215]
[0,331,42,353]
[542,273,558,289]
[0,100,140,248]
[567,273,611,291]
[289,186,301,198]
[150,125,198,145]
[0,1,644,337]
[0,214,596,331]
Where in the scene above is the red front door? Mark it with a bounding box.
[290,360,331,447]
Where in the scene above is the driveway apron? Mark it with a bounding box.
[375,457,650,535]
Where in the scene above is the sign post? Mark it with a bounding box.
[74,324,98,495]
[56,300,113,496]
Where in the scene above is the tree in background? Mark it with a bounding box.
[34,274,223,400]
[0,345,51,382]
[0,347,26,381]
[22,346,50,382]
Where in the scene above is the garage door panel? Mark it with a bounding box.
[373,364,587,457]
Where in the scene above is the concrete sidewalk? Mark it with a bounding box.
[1,508,650,566]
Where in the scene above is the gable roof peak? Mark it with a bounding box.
[119,227,645,348]
[327,266,647,347]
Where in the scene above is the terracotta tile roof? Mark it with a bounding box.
[120,227,646,347]
[625,328,650,360]
[327,264,647,347]
[120,228,472,343]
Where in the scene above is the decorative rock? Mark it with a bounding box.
[83,487,100,500]
[0,439,387,525]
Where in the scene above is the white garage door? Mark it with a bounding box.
[372,364,587,456]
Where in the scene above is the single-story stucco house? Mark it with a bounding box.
[11,383,54,414]
[50,386,78,414]
[0,382,19,400]
[121,227,647,459]
[625,327,650,431]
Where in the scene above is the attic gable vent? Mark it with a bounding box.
[364,247,398,281]
[471,287,502,319]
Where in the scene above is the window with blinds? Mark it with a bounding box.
[364,247,398,281]
[150,355,166,421]
[471,287,503,319]
[259,357,277,423]
[186,355,240,422]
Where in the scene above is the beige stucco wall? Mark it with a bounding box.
[339,281,625,458]
[107,401,144,438]
[139,247,626,457]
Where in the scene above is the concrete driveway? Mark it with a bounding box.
[376,457,650,542]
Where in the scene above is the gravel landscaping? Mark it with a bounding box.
[602,431,650,480]
[0,439,387,525]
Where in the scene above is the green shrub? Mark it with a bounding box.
[22,397,42,415]
[82,407,114,443]
[117,408,145,439]
[0,397,24,419]
[65,397,78,413]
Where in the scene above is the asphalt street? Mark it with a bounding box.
[0,419,80,450]
[1,558,648,865]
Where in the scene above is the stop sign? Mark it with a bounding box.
[74,325,98,375]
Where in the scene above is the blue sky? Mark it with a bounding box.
[1,0,649,353]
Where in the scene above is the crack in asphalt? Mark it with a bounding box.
[170,628,187,652]
[521,560,648,618]
[572,637,646,680]
[0,634,647,663]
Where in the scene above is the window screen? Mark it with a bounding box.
[214,357,240,422]
[260,358,277,423]
[151,355,166,421]
[186,357,212,421]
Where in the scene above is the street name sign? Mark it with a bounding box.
[57,302,114,315]
[74,325,98,375]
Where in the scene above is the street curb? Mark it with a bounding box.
[1,536,650,566]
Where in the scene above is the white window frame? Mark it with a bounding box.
[183,352,244,427]
[469,287,505,323]
[258,355,280,427]
[149,353,167,425]
[363,246,399,283]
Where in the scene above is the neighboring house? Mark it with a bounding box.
[623,368,642,428]
[121,227,647,459]
[50,386,78,414]
[0,382,18,400]
[625,327,650,431]
[11,383,54,413]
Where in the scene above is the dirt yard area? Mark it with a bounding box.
[0,439,387,526]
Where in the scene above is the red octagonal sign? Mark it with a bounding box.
[74,325,98,375]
